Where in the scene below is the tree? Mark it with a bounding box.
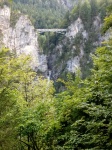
[17,75,55,150]
[0,48,25,149]
[0,47,55,149]
[80,0,92,28]
[103,14,112,32]
[43,5,112,149]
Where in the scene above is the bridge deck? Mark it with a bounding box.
[37,29,67,33]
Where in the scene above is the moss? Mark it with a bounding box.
[0,1,10,8]
[10,10,21,27]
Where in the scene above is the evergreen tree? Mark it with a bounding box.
[43,6,112,149]
[0,48,25,149]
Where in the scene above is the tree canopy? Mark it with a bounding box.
[0,1,112,150]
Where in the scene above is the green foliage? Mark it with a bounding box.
[44,38,112,149]
[41,8,112,149]
[0,48,25,149]
[12,0,66,29]
[39,0,111,83]
[61,0,111,29]
[102,14,112,33]
[0,0,11,7]
[0,47,55,149]
[10,10,21,27]
[1,1,112,150]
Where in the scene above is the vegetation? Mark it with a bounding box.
[0,47,55,149]
[60,0,112,28]
[38,0,112,81]
[12,0,68,29]
[0,3,112,149]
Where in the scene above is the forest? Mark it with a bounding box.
[12,0,67,29]
[37,0,112,82]
[0,0,112,149]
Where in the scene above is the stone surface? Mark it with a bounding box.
[66,18,84,38]
[0,5,47,73]
[93,16,101,29]
[0,5,110,80]
[67,56,80,73]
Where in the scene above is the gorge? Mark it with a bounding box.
[0,1,110,80]
[0,0,112,149]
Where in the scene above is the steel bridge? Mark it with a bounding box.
[37,29,67,33]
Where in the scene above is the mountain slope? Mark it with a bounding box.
[0,5,47,74]
[0,0,112,83]
[12,0,76,28]
[39,0,112,82]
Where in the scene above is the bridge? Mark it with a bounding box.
[37,29,67,33]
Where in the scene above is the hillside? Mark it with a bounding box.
[0,0,112,149]
[0,0,111,82]
[38,0,112,82]
[12,0,76,28]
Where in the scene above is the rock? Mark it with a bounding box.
[67,56,80,73]
[0,5,10,30]
[66,18,84,38]
[0,5,47,73]
[93,16,101,30]
[82,30,88,40]
[38,54,48,72]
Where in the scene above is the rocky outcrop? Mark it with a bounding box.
[0,5,109,80]
[46,18,86,79]
[0,5,47,73]
[46,15,107,79]
[57,0,78,9]
[66,18,84,38]
[67,56,80,73]
[65,18,86,73]
[66,18,88,40]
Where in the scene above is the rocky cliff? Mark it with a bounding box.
[46,15,107,80]
[0,4,110,81]
[0,5,47,73]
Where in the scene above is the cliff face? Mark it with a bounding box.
[46,16,106,80]
[0,5,47,73]
[0,5,110,80]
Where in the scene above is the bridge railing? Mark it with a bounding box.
[37,29,67,33]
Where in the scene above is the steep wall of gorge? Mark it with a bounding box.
[0,3,111,81]
[0,5,47,73]
[45,16,108,80]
